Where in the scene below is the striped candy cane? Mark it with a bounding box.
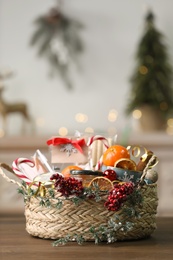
[87,135,117,170]
[94,155,103,171]
[87,135,109,149]
[12,158,35,184]
[87,135,109,170]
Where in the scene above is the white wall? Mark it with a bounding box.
[0,0,173,136]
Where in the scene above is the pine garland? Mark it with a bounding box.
[30,6,84,90]
[17,180,143,246]
[52,208,136,246]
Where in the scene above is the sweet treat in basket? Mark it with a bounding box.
[47,136,89,165]
[47,134,114,169]
[0,134,159,246]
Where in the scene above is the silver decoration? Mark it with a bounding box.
[60,144,78,156]
[121,172,134,182]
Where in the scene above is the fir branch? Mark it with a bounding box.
[52,213,135,246]
[44,198,52,208]
[73,234,85,245]
[39,198,46,207]
[128,188,143,207]
[69,196,83,206]
[48,188,55,198]
[55,200,63,209]
[17,181,142,246]
[17,187,25,196]
[29,7,84,90]
[52,235,72,246]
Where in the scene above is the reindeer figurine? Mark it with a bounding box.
[0,71,32,135]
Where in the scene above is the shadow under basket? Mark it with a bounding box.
[0,163,158,243]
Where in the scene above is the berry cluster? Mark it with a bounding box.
[104,182,134,211]
[50,173,84,197]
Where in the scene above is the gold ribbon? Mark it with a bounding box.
[28,181,54,197]
[127,145,159,169]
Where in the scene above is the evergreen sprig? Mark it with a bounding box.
[52,211,135,246]
[30,6,84,90]
[17,179,143,246]
[19,184,104,209]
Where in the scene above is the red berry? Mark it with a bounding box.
[103,169,117,181]
[50,173,84,197]
[104,182,134,211]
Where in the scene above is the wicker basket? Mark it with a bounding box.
[0,162,158,243]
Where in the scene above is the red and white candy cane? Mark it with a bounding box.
[88,135,117,171]
[87,135,109,170]
[94,155,103,171]
[87,135,109,149]
[12,158,35,184]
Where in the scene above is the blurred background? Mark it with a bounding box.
[0,0,173,215]
[1,0,173,136]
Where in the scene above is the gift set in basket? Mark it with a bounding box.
[0,134,159,246]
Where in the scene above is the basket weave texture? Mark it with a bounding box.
[0,162,158,242]
[25,184,158,241]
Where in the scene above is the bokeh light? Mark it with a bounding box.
[167,118,173,127]
[85,127,94,134]
[139,65,148,75]
[166,118,173,135]
[75,113,88,123]
[108,109,118,122]
[0,128,5,138]
[59,127,68,136]
[132,109,142,119]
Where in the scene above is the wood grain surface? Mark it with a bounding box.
[0,215,173,260]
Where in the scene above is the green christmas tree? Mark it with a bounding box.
[125,10,173,123]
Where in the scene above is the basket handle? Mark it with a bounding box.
[0,163,24,188]
[139,154,158,184]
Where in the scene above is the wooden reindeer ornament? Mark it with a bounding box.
[0,72,32,134]
[0,87,32,134]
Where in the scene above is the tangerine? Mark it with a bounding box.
[61,165,83,178]
[102,145,130,167]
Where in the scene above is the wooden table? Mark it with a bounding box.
[0,215,173,260]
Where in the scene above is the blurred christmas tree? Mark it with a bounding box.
[126,10,173,130]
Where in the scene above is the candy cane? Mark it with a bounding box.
[94,135,118,170]
[87,135,109,149]
[87,135,109,170]
[94,155,103,171]
[12,158,35,184]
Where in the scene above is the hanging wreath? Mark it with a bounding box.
[30,5,84,90]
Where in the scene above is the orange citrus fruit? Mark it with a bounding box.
[103,145,130,167]
[114,158,137,171]
[61,165,83,178]
[88,176,114,192]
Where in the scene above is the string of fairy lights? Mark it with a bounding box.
[0,108,173,137]
[34,108,173,137]
[35,109,118,136]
